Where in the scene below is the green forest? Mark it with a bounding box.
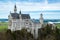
[0,22,60,40]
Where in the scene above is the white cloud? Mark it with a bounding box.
[0,1,60,19]
[0,1,60,11]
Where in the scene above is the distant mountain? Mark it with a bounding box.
[44,19,60,23]
[0,19,8,22]
[0,19,60,23]
[32,19,60,23]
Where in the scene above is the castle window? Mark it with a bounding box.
[25,19,28,21]
[30,23,32,25]
[26,20,28,21]
[26,23,28,24]
[13,22,16,27]
[9,20,12,26]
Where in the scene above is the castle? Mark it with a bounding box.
[8,5,44,38]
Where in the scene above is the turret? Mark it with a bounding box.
[14,4,17,13]
[40,13,44,27]
[19,10,22,19]
[19,10,22,30]
[19,10,21,14]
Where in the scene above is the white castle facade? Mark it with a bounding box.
[8,5,44,38]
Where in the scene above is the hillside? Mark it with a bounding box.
[0,24,60,40]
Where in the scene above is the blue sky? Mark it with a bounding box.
[0,0,60,19]
[0,0,60,3]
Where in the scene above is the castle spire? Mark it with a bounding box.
[14,4,17,13]
[19,10,21,14]
[40,13,43,18]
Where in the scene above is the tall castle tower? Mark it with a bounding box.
[14,4,17,13]
[40,13,44,27]
[19,10,22,30]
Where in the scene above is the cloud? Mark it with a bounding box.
[0,1,60,19]
[48,0,60,3]
[0,0,44,2]
[0,1,60,11]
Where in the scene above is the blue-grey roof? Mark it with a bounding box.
[10,13,30,19]
[11,13,19,19]
[31,19,40,23]
[21,14,30,19]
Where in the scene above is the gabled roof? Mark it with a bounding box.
[21,14,30,19]
[11,13,19,19]
[10,13,30,19]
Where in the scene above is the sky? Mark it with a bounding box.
[0,0,60,19]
